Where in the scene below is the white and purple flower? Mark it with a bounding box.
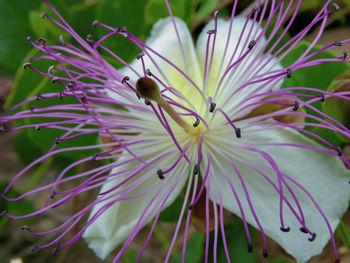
[1,1,350,263]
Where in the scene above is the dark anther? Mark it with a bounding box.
[59,91,64,100]
[207,29,217,34]
[21,225,30,231]
[248,40,256,50]
[300,227,308,233]
[36,37,47,45]
[235,128,241,138]
[343,51,347,60]
[193,118,200,127]
[35,125,41,131]
[36,94,42,101]
[188,204,193,210]
[51,242,61,256]
[27,36,32,41]
[121,76,129,84]
[280,226,291,232]
[333,3,340,11]
[308,232,316,242]
[91,153,98,161]
[286,68,292,78]
[335,259,340,263]
[146,69,152,76]
[86,34,93,42]
[145,100,151,106]
[23,62,31,69]
[193,164,200,175]
[50,191,56,199]
[51,77,59,83]
[0,210,6,216]
[67,81,76,88]
[92,20,99,27]
[263,249,268,258]
[0,126,5,132]
[214,10,219,19]
[136,93,141,100]
[157,169,164,179]
[320,93,325,102]
[209,102,216,113]
[248,242,253,253]
[30,106,35,112]
[252,6,260,13]
[31,245,39,252]
[54,138,60,145]
[81,96,87,103]
[59,35,65,44]
[136,51,145,60]
[293,101,299,111]
[40,12,48,19]
[48,65,55,74]
[336,146,342,156]
[116,26,127,33]
[334,41,342,47]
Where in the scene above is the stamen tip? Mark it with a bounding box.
[263,249,268,258]
[248,242,253,253]
[31,245,39,252]
[40,12,48,19]
[193,118,200,127]
[209,102,216,113]
[193,164,200,175]
[23,62,31,69]
[248,40,256,50]
[308,232,316,242]
[92,20,99,27]
[280,226,290,232]
[157,169,164,179]
[235,128,241,138]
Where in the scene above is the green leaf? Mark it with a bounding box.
[0,0,41,75]
[144,0,187,25]
[195,0,220,20]
[336,221,350,252]
[170,232,205,263]
[159,196,185,222]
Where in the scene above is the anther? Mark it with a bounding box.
[193,118,200,127]
[0,210,6,216]
[21,225,30,231]
[51,242,61,256]
[252,6,260,13]
[336,146,342,156]
[213,10,219,19]
[235,128,241,138]
[54,138,60,145]
[280,226,290,232]
[300,227,308,233]
[146,69,152,76]
[248,242,253,253]
[67,81,76,88]
[293,101,299,111]
[116,26,127,33]
[121,76,129,84]
[26,36,31,41]
[36,37,47,45]
[207,29,217,34]
[248,40,256,50]
[335,259,340,263]
[30,106,35,112]
[92,20,99,27]
[31,245,39,252]
[157,169,164,179]
[36,94,42,101]
[343,51,347,60]
[193,164,200,175]
[209,102,216,113]
[188,204,193,210]
[334,41,342,47]
[320,93,325,102]
[59,91,64,100]
[136,93,141,100]
[136,51,145,60]
[0,126,5,132]
[51,77,59,83]
[59,35,65,45]
[286,68,292,78]
[263,249,268,258]
[50,191,56,199]
[333,3,340,11]
[86,34,93,42]
[23,62,31,69]
[48,65,55,74]
[40,12,48,19]
[308,232,316,242]
[91,153,98,161]
[81,96,87,103]
[145,100,151,106]
[35,125,41,131]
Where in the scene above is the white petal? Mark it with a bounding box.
[196,17,283,118]
[115,17,202,105]
[83,152,190,259]
[203,127,349,263]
